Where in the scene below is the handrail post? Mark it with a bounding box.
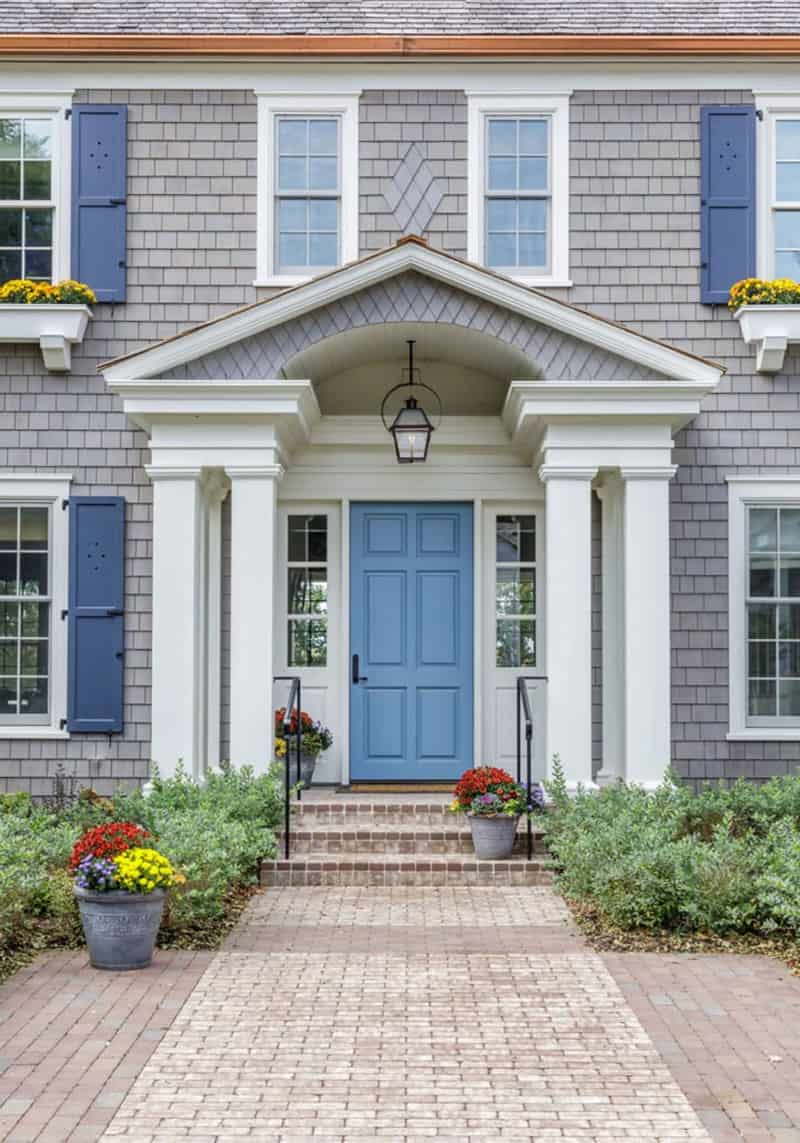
[276,675,302,862]
[526,719,533,862]
[296,678,302,802]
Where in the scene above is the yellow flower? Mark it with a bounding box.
[113,847,177,894]
[274,736,287,759]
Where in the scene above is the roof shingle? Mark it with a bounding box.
[1,0,800,37]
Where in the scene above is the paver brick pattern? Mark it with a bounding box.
[100,887,710,1142]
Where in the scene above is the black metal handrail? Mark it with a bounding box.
[274,675,302,859]
[516,675,547,860]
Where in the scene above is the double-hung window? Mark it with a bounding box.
[728,478,800,739]
[468,93,570,287]
[0,476,70,736]
[256,94,359,286]
[0,98,69,284]
[770,117,800,278]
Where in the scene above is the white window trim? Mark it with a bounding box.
[0,474,71,739]
[255,92,360,288]
[0,92,72,284]
[754,93,800,281]
[727,475,800,742]
[467,91,571,288]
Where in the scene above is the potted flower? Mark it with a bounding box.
[729,277,800,373]
[274,708,333,788]
[450,766,544,859]
[70,822,181,971]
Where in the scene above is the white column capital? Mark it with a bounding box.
[619,465,678,481]
[538,464,598,483]
[145,464,205,482]
[225,464,284,481]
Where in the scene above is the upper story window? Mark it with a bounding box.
[728,478,800,741]
[256,94,359,288]
[0,98,70,284]
[755,98,800,281]
[468,93,570,288]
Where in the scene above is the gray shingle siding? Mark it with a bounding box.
[0,83,797,793]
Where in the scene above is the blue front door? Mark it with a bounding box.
[350,503,473,781]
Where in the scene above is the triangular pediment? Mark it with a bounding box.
[102,238,724,386]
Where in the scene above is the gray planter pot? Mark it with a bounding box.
[467,813,520,860]
[75,887,165,971]
[286,750,318,789]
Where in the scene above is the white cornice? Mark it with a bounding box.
[102,242,724,386]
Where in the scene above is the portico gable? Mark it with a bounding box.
[103,239,724,790]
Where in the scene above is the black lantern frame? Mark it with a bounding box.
[380,340,442,464]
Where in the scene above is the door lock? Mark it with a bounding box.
[352,653,368,684]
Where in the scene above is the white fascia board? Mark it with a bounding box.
[103,243,724,386]
[502,378,718,440]
[3,61,800,94]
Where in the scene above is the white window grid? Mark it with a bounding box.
[287,514,328,669]
[746,503,800,726]
[274,115,341,276]
[495,515,537,669]
[771,114,800,279]
[0,114,56,282]
[0,503,51,724]
[484,115,551,274]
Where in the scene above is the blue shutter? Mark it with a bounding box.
[67,497,125,733]
[71,104,127,302]
[700,105,756,304]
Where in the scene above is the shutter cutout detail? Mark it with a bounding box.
[67,497,125,733]
[71,104,128,303]
[700,105,756,305]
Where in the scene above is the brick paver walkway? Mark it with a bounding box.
[2,888,800,1141]
[0,948,212,1143]
[99,888,709,1142]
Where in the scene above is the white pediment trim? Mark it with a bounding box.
[102,239,725,385]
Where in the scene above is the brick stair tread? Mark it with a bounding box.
[282,824,545,838]
[266,853,550,868]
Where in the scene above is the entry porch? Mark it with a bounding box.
[102,239,723,790]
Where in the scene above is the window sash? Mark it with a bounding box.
[287,514,328,668]
[274,115,341,276]
[746,502,800,726]
[0,114,56,283]
[0,502,51,725]
[484,115,551,273]
[495,515,537,669]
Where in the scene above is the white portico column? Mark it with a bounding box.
[620,466,676,788]
[147,467,205,778]
[539,465,598,790]
[227,465,282,768]
[596,474,625,784]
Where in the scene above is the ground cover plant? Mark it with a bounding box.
[0,763,283,982]
[544,759,800,965]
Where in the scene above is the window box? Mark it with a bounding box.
[0,303,91,371]
[734,303,800,373]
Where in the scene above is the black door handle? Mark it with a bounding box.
[352,654,368,684]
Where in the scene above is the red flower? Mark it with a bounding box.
[452,766,521,810]
[274,707,314,734]
[69,821,150,870]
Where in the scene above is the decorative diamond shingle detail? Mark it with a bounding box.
[382,143,447,237]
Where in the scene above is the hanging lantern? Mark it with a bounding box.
[380,340,442,464]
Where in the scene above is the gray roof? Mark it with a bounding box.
[2,0,800,37]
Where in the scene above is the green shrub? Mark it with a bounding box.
[0,762,283,972]
[544,761,800,938]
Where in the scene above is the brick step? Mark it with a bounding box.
[291,799,548,827]
[260,854,553,887]
[279,827,547,856]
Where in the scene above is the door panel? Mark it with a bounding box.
[350,503,473,780]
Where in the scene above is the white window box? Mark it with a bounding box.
[0,304,91,372]
[734,303,800,374]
